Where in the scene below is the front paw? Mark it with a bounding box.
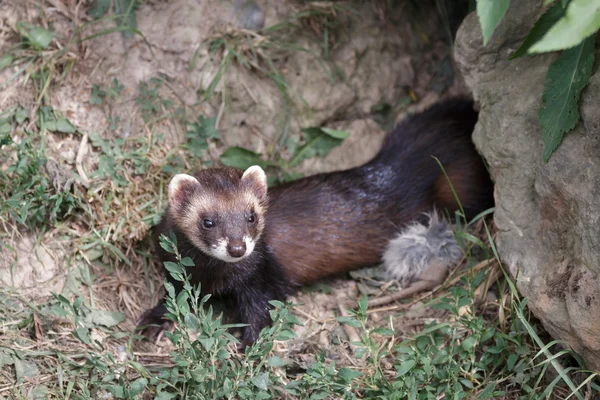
[136,304,174,341]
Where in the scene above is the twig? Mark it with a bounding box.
[337,304,360,348]
[367,258,494,309]
[75,132,90,186]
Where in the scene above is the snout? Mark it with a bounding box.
[227,241,246,258]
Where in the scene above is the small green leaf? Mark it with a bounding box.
[337,367,362,383]
[0,353,14,369]
[192,115,219,139]
[130,378,148,396]
[85,310,126,327]
[510,1,567,59]
[336,316,362,328]
[357,295,368,315]
[30,27,54,49]
[164,281,175,298]
[29,385,49,400]
[538,34,596,162]
[14,358,39,381]
[267,356,286,367]
[222,377,232,395]
[274,329,296,341]
[507,353,519,370]
[530,0,600,53]
[290,127,350,167]
[198,337,216,351]
[396,359,416,376]
[354,346,368,359]
[460,379,475,389]
[89,85,105,105]
[88,0,111,19]
[476,0,510,45]
[461,336,478,350]
[164,261,181,274]
[55,118,76,133]
[180,257,195,267]
[0,54,14,70]
[320,127,351,140]
[44,120,57,132]
[15,107,27,125]
[479,382,499,399]
[17,22,54,50]
[250,372,270,391]
[269,300,285,309]
[176,291,189,309]
[74,327,91,344]
[0,119,11,135]
[302,282,332,294]
[104,385,125,398]
[372,327,395,336]
[114,0,138,39]
[220,146,268,170]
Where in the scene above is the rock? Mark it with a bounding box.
[454,1,600,369]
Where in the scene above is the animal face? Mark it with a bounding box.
[167,166,268,263]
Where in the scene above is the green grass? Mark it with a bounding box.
[3,225,599,398]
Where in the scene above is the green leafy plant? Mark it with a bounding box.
[185,114,220,159]
[90,78,125,106]
[0,107,78,229]
[88,0,139,38]
[143,233,304,398]
[88,132,153,187]
[476,0,599,162]
[136,77,181,124]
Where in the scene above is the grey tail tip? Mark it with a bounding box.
[381,209,464,286]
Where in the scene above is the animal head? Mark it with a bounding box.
[167,165,268,263]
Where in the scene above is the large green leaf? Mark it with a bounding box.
[530,0,600,53]
[538,34,596,162]
[84,310,126,327]
[16,22,54,50]
[476,0,510,45]
[88,0,111,18]
[289,127,350,167]
[114,0,138,38]
[0,54,14,70]
[220,146,268,170]
[510,1,567,59]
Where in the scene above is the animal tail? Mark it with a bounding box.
[382,210,464,286]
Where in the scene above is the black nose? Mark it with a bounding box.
[227,242,246,258]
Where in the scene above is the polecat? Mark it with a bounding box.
[137,97,494,348]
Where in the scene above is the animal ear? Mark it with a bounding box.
[241,165,267,199]
[168,174,199,208]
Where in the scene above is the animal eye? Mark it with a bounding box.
[203,219,215,229]
[247,213,256,224]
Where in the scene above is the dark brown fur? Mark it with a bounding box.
[138,97,494,347]
[265,97,494,285]
[138,167,290,348]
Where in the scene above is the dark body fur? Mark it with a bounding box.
[139,168,292,347]
[138,97,494,347]
[265,97,494,285]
